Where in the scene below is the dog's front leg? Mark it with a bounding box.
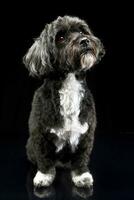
[33,139,56,187]
[27,131,56,187]
[71,129,95,188]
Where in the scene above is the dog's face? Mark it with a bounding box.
[23,16,105,77]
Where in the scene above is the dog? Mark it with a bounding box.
[23,16,105,188]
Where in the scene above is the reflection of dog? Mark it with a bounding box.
[23,16,105,188]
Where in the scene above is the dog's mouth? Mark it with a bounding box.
[80,47,96,57]
[80,48,97,70]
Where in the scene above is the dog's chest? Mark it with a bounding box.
[60,73,84,118]
[50,73,88,152]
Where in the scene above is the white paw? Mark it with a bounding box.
[71,171,93,188]
[33,171,55,187]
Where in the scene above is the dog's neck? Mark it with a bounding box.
[44,69,87,82]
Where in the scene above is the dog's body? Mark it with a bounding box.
[23,16,105,188]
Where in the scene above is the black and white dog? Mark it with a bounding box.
[23,16,105,188]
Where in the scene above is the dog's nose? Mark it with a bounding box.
[80,38,90,47]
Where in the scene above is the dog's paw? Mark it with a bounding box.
[33,171,55,187]
[71,171,93,188]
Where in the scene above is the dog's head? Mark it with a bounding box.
[23,16,105,77]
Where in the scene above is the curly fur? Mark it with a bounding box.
[23,15,105,188]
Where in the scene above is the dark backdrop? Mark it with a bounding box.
[0,1,134,200]
[1,1,133,141]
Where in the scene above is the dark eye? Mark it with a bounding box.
[79,26,89,35]
[55,30,66,44]
[58,36,65,42]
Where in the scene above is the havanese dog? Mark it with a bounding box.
[23,15,105,188]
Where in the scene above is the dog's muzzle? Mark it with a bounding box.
[80,37,90,47]
[79,37,97,70]
[79,37,95,56]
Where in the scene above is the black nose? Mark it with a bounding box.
[80,38,90,47]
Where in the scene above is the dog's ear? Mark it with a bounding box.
[97,40,106,63]
[23,38,47,77]
[23,34,51,77]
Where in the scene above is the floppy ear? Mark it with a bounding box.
[97,39,106,63]
[23,39,45,76]
[23,33,51,77]
[23,39,42,76]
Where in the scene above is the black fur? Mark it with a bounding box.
[23,16,105,186]
[26,73,96,173]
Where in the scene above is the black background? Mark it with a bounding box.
[1,1,134,200]
[1,1,134,137]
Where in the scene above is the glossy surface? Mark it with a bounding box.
[1,133,134,200]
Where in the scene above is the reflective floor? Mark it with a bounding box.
[1,133,134,200]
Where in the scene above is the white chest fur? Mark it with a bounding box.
[50,73,88,152]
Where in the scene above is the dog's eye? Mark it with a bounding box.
[58,36,65,42]
[56,31,66,44]
[79,26,89,35]
[79,28,86,35]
